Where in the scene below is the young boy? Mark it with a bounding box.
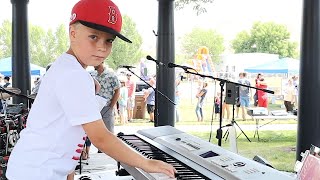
[6,0,176,179]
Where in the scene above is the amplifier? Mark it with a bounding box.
[247,107,268,116]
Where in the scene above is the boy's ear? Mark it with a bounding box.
[69,26,76,39]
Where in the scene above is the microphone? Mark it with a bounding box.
[118,65,136,69]
[167,63,195,71]
[146,55,165,66]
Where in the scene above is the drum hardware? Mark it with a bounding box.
[0,88,29,180]
[0,87,21,100]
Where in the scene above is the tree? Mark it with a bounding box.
[0,20,69,67]
[0,16,141,69]
[29,24,67,67]
[231,22,298,58]
[54,24,69,57]
[107,15,142,69]
[180,28,224,64]
[175,0,214,15]
[0,20,12,58]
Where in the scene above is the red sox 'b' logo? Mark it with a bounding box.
[108,6,117,24]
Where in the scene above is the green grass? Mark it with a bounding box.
[189,130,297,172]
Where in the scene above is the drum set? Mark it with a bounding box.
[0,87,33,179]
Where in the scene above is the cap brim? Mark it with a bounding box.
[79,21,132,43]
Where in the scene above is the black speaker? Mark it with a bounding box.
[225,83,239,105]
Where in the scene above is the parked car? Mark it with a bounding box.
[135,81,150,96]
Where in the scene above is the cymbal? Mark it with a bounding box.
[0,93,11,100]
[0,87,21,100]
[5,87,21,94]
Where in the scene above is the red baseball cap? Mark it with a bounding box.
[70,0,132,43]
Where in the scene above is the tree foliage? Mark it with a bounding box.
[29,24,69,67]
[175,0,214,15]
[231,22,298,58]
[180,28,224,63]
[0,16,142,69]
[0,20,69,67]
[107,15,142,69]
[0,20,12,58]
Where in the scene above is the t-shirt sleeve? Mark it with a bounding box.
[148,87,154,94]
[112,73,121,90]
[55,70,102,126]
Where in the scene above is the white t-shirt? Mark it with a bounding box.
[6,53,102,180]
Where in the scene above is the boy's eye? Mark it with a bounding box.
[89,35,98,40]
[106,39,115,43]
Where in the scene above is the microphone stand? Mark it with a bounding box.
[124,67,176,126]
[181,68,273,146]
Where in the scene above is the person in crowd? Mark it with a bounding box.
[214,92,221,119]
[284,79,296,112]
[126,73,135,122]
[292,75,299,108]
[140,58,148,81]
[144,77,156,123]
[34,77,40,85]
[175,78,181,122]
[31,63,52,95]
[254,73,263,107]
[222,85,230,120]
[256,74,268,108]
[6,0,176,179]
[195,82,208,122]
[1,76,12,105]
[236,72,251,120]
[84,62,120,156]
[118,80,128,124]
[90,63,120,134]
[3,76,11,88]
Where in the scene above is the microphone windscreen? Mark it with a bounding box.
[146,55,153,60]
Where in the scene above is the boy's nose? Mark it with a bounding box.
[97,41,107,51]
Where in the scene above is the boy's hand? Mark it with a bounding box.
[141,159,176,178]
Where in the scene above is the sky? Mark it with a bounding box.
[0,0,303,53]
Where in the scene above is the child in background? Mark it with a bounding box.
[195,82,208,122]
[214,92,221,119]
[118,81,128,124]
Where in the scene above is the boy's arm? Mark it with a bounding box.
[82,120,176,177]
[110,88,120,107]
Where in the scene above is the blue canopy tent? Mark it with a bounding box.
[0,57,45,76]
[244,58,300,74]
